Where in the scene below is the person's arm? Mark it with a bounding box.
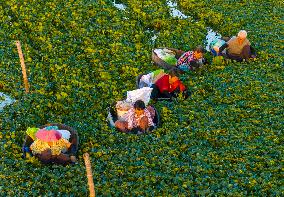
[144,110,154,127]
[68,138,77,155]
[179,81,186,92]
[126,109,135,130]
[162,90,173,99]
[190,61,199,69]
[218,43,229,53]
[250,45,256,56]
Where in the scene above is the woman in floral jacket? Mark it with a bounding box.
[115,100,155,133]
[176,45,205,71]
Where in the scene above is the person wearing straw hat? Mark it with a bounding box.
[214,30,255,61]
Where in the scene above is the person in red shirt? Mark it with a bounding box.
[151,69,187,100]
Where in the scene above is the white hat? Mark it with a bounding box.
[57,130,71,140]
[238,30,247,39]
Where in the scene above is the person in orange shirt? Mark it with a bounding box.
[150,69,187,100]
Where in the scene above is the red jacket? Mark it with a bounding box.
[155,75,186,93]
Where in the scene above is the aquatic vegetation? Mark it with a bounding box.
[0,0,283,196]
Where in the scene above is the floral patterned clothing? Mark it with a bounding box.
[125,107,154,130]
[176,51,197,68]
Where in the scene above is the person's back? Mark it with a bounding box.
[155,74,170,93]
[151,69,187,100]
[155,73,185,93]
[227,36,250,56]
[176,46,205,71]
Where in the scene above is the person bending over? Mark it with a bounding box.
[214,30,255,61]
[176,45,206,71]
[151,69,187,100]
[115,100,155,133]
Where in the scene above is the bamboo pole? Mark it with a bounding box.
[15,40,29,93]
[83,153,96,197]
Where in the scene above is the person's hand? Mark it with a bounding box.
[213,46,219,52]
[70,156,77,163]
